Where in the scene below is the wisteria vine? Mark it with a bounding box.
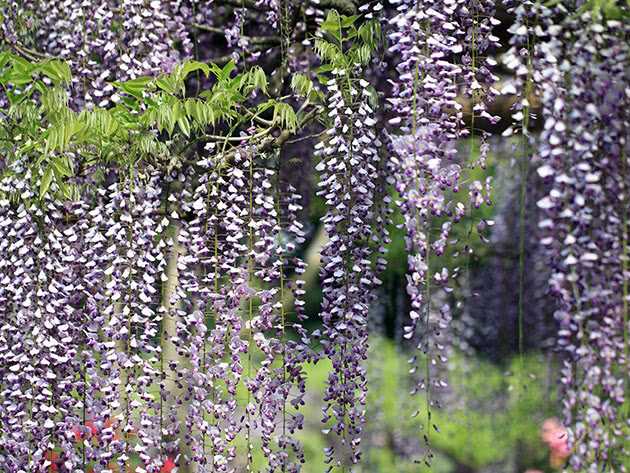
[534,5,629,470]
[1,1,629,472]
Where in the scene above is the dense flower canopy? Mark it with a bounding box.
[0,1,628,472]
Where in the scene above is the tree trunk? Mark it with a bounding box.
[161,220,194,472]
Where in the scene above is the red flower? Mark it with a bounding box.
[160,457,176,473]
[44,451,60,472]
[72,420,99,441]
[72,418,122,444]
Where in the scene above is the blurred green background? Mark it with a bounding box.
[234,339,561,473]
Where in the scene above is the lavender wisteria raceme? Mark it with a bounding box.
[173,146,310,472]
[174,162,259,471]
[316,70,383,467]
[500,0,544,363]
[188,153,252,472]
[1,0,192,106]
[89,176,166,472]
[193,0,282,67]
[244,156,311,472]
[0,169,169,471]
[387,0,498,461]
[0,171,88,471]
[535,7,629,470]
[0,153,311,472]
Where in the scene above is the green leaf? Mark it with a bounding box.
[44,126,59,155]
[0,51,11,70]
[354,44,373,65]
[177,115,191,137]
[39,167,54,199]
[3,56,37,86]
[52,156,73,177]
[341,15,359,28]
[316,64,334,73]
[159,102,177,135]
[11,55,36,76]
[38,60,72,85]
[314,39,342,64]
[191,100,203,123]
[358,20,382,48]
[4,74,33,86]
[104,114,120,137]
[321,10,342,42]
[220,60,236,81]
[155,76,179,95]
[290,73,314,97]
[245,66,268,95]
[195,101,207,124]
[124,95,144,112]
[273,102,297,132]
[209,60,236,83]
[257,100,275,115]
[171,100,183,122]
[33,80,48,95]
[181,60,210,79]
[184,98,198,118]
[112,76,152,98]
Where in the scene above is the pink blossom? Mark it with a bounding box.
[542,418,570,468]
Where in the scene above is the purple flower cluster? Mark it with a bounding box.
[173,149,311,471]
[0,173,84,470]
[2,0,192,106]
[387,0,499,459]
[194,0,281,66]
[0,147,310,471]
[0,168,168,470]
[535,9,629,470]
[315,71,384,466]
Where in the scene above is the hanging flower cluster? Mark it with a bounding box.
[193,0,283,68]
[182,148,310,471]
[310,8,388,467]
[0,168,169,471]
[254,0,281,30]
[535,8,629,470]
[0,171,86,471]
[316,75,383,467]
[0,37,319,468]
[1,0,192,106]
[2,1,630,472]
[386,0,499,461]
[486,0,551,360]
[0,154,311,472]
[502,0,546,140]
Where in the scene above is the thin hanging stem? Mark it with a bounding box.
[275,152,289,473]
[246,152,255,471]
[622,148,629,422]
[517,7,536,370]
